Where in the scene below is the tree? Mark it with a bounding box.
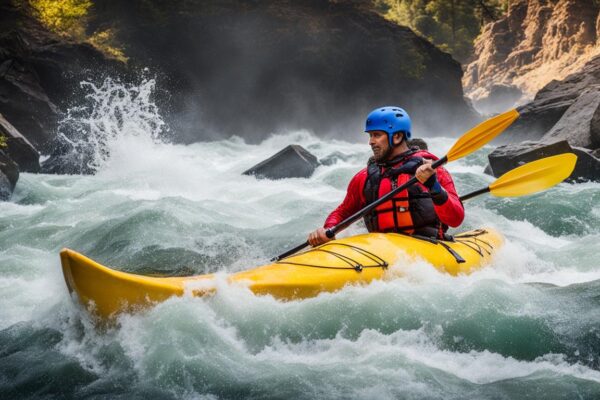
[374,0,506,62]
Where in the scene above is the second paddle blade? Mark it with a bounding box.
[489,153,577,197]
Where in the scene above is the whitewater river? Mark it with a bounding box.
[1,79,600,399]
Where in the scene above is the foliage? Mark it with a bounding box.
[88,29,128,63]
[27,0,127,62]
[29,0,92,39]
[373,0,507,62]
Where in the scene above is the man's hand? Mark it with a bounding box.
[308,227,333,247]
[415,159,436,184]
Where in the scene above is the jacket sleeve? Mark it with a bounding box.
[431,166,464,227]
[324,170,367,229]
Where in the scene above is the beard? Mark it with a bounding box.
[371,144,391,162]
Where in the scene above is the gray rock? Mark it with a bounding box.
[243,145,320,180]
[488,140,600,182]
[499,55,600,144]
[0,112,40,172]
[483,163,494,176]
[0,149,19,200]
[541,86,600,149]
[570,147,600,182]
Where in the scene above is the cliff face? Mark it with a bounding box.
[89,0,477,142]
[0,1,125,153]
[1,0,477,162]
[464,0,600,113]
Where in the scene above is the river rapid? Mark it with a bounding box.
[1,79,600,399]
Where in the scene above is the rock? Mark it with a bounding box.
[243,145,320,180]
[0,112,40,172]
[89,0,479,142]
[500,55,600,143]
[320,151,352,166]
[464,0,600,107]
[407,138,428,150]
[487,140,600,182]
[570,146,600,182]
[0,2,127,153]
[0,149,19,200]
[541,86,600,149]
[483,164,494,176]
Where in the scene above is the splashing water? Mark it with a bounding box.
[56,76,167,172]
[1,78,600,399]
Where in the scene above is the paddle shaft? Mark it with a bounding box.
[271,156,448,261]
[459,187,490,202]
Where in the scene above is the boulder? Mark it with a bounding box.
[0,112,40,172]
[499,55,600,143]
[0,149,19,200]
[570,146,600,182]
[487,140,600,182]
[243,145,320,180]
[541,86,600,149]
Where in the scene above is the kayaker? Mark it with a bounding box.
[308,106,464,246]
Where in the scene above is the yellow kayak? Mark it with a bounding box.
[61,228,503,320]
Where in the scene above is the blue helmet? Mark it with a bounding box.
[364,106,412,146]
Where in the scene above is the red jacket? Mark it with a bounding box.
[324,150,464,230]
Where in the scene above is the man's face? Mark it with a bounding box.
[368,130,390,161]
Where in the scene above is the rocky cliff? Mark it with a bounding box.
[1,0,478,178]
[464,0,600,113]
[0,1,126,154]
[89,0,478,143]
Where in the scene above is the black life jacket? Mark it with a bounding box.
[362,149,445,238]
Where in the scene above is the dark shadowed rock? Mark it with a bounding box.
[541,86,600,149]
[483,163,494,176]
[487,140,599,182]
[570,147,600,182]
[243,145,320,180]
[0,2,126,153]
[0,112,40,172]
[90,0,478,143]
[0,149,19,200]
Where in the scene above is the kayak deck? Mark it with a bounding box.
[61,229,503,319]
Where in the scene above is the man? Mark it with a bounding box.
[308,106,464,246]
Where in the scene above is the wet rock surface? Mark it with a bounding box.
[0,149,19,200]
[487,140,600,182]
[0,112,40,173]
[243,145,320,180]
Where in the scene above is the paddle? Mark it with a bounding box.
[271,109,521,262]
[460,153,577,202]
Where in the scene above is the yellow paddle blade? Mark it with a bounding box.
[446,109,520,162]
[489,153,577,197]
